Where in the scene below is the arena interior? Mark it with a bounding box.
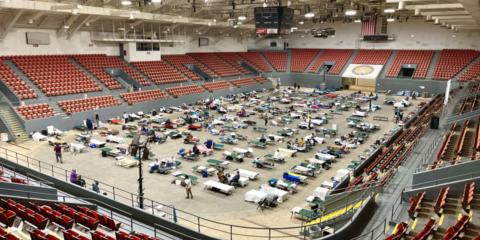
[0,0,480,239]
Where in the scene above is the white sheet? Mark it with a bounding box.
[107,135,124,144]
[204,180,234,194]
[236,169,259,180]
[259,184,288,202]
[245,190,268,203]
[278,148,296,157]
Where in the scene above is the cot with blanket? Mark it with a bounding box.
[171,171,198,185]
[291,207,320,221]
[277,128,297,137]
[70,143,86,153]
[219,135,238,144]
[192,165,216,176]
[116,158,138,168]
[227,175,249,187]
[89,139,106,148]
[213,143,224,150]
[267,134,284,143]
[222,125,237,132]
[268,178,297,193]
[207,159,230,168]
[108,118,123,125]
[106,135,124,144]
[197,146,214,156]
[306,187,330,205]
[352,110,367,117]
[278,148,297,157]
[203,180,235,195]
[259,184,289,202]
[253,127,267,133]
[252,158,275,169]
[248,140,267,148]
[264,153,286,163]
[232,147,253,157]
[315,152,336,162]
[101,148,122,158]
[244,190,268,203]
[321,180,335,189]
[283,172,308,184]
[235,169,259,180]
[222,151,244,162]
[291,165,319,177]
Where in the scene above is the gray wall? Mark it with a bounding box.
[0,182,58,200]
[376,77,448,95]
[411,160,480,190]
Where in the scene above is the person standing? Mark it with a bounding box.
[92,180,100,193]
[123,112,129,124]
[184,176,193,199]
[264,113,268,126]
[54,143,63,163]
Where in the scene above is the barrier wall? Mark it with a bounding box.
[412,160,480,190]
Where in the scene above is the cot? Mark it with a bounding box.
[203,180,235,195]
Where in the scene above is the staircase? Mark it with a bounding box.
[286,49,292,72]
[120,58,155,87]
[426,50,441,79]
[305,50,324,73]
[259,53,276,72]
[381,50,398,78]
[188,64,211,80]
[0,104,28,143]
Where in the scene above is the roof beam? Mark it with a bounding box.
[433,15,473,20]
[67,15,92,39]
[57,15,79,35]
[406,3,464,10]
[421,11,470,17]
[0,10,24,41]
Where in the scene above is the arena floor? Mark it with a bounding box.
[0,89,428,234]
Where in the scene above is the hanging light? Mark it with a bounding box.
[304,12,315,18]
[345,10,356,16]
[387,18,395,22]
[238,15,246,21]
[121,0,132,6]
[354,19,361,23]
[384,8,395,13]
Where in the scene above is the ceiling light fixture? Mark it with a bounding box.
[354,19,361,23]
[345,10,356,16]
[299,21,304,25]
[238,16,246,21]
[263,2,267,7]
[304,12,315,18]
[121,0,132,6]
[384,8,395,13]
[151,0,162,3]
[387,18,395,22]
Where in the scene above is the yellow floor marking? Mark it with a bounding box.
[439,214,445,226]
[411,218,418,230]
[391,224,399,234]
[469,211,473,222]
[307,200,365,225]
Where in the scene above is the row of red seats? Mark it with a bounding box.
[308,49,353,75]
[433,187,449,214]
[352,50,392,65]
[408,191,426,219]
[16,103,55,120]
[32,203,74,230]
[162,55,212,80]
[215,52,251,74]
[0,206,16,227]
[11,56,101,96]
[238,52,273,72]
[432,49,480,80]
[0,226,18,240]
[58,96,120,114]
[261,51,288,72]
[120,89,168,105]
[411,218,436,240]
[30,229,60,240]
[385,222,408,240]
[460,60,480,81]
[462,182,475,210]
[443,214,470,240]
[231,78,257,87]
[189,53,242,77]
[452,120,470,165]
[253,76,269,83]
[290,49,320,73]
[0,169,28,184]
[1,199,48,229]
[0,60,37,100]
[166,85,204,97]
[202,81,231,91]
[74,55,124,90]
[131,61,188,84]
[385,50,435,79]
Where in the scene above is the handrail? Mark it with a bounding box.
[0,145,375,239]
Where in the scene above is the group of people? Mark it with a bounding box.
[216,169,241,187]
[69,169,102,194]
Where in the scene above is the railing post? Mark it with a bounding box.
[27,156,30,168]
[52,165,54,176]
[197,217,200,233]
[65,169,68,182]
[230,225,233,240]
[38,161,41,172]
[131,193,134,207]
[113,187,116,200]
[268,228,271,240]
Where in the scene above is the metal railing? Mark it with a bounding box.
[0,146,376,240]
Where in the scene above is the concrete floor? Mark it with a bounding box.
[0,89,429,238]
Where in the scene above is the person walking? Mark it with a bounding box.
[54,143,63,163]
[184,176,193,199]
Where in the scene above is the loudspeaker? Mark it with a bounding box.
[430,116,439,129]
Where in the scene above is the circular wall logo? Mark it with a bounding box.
[352,65,374,76]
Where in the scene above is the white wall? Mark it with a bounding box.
[123,42,161,62]
[0,28,119,56]
[255,20,480,50]
[159,36,248,55]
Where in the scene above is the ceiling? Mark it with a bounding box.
[0,0,479,41]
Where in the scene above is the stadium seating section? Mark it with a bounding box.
[261,51,288,72]
[308,49,354,75]
[11,56,101,96]
[460,60,480,82]
[16,104,55,120]
[189,53,242,77]
[130,61,188,84]
[386,181,479,240]
[231,78,257,87]
[202,81,231,92]
[238,52,273,72]
[120,90,168,105]
[0,198,159,240]
[290,49,320,73]
[58,96,120,114]
[75,54,149,87]
[0,60,37,100]
[166,85,205,97]
[163,55,214,79]
[215,52,251,74]
[432,50,480,80]
[352,50,392,65]
[253,76,269,84]
[386,50,435,79]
